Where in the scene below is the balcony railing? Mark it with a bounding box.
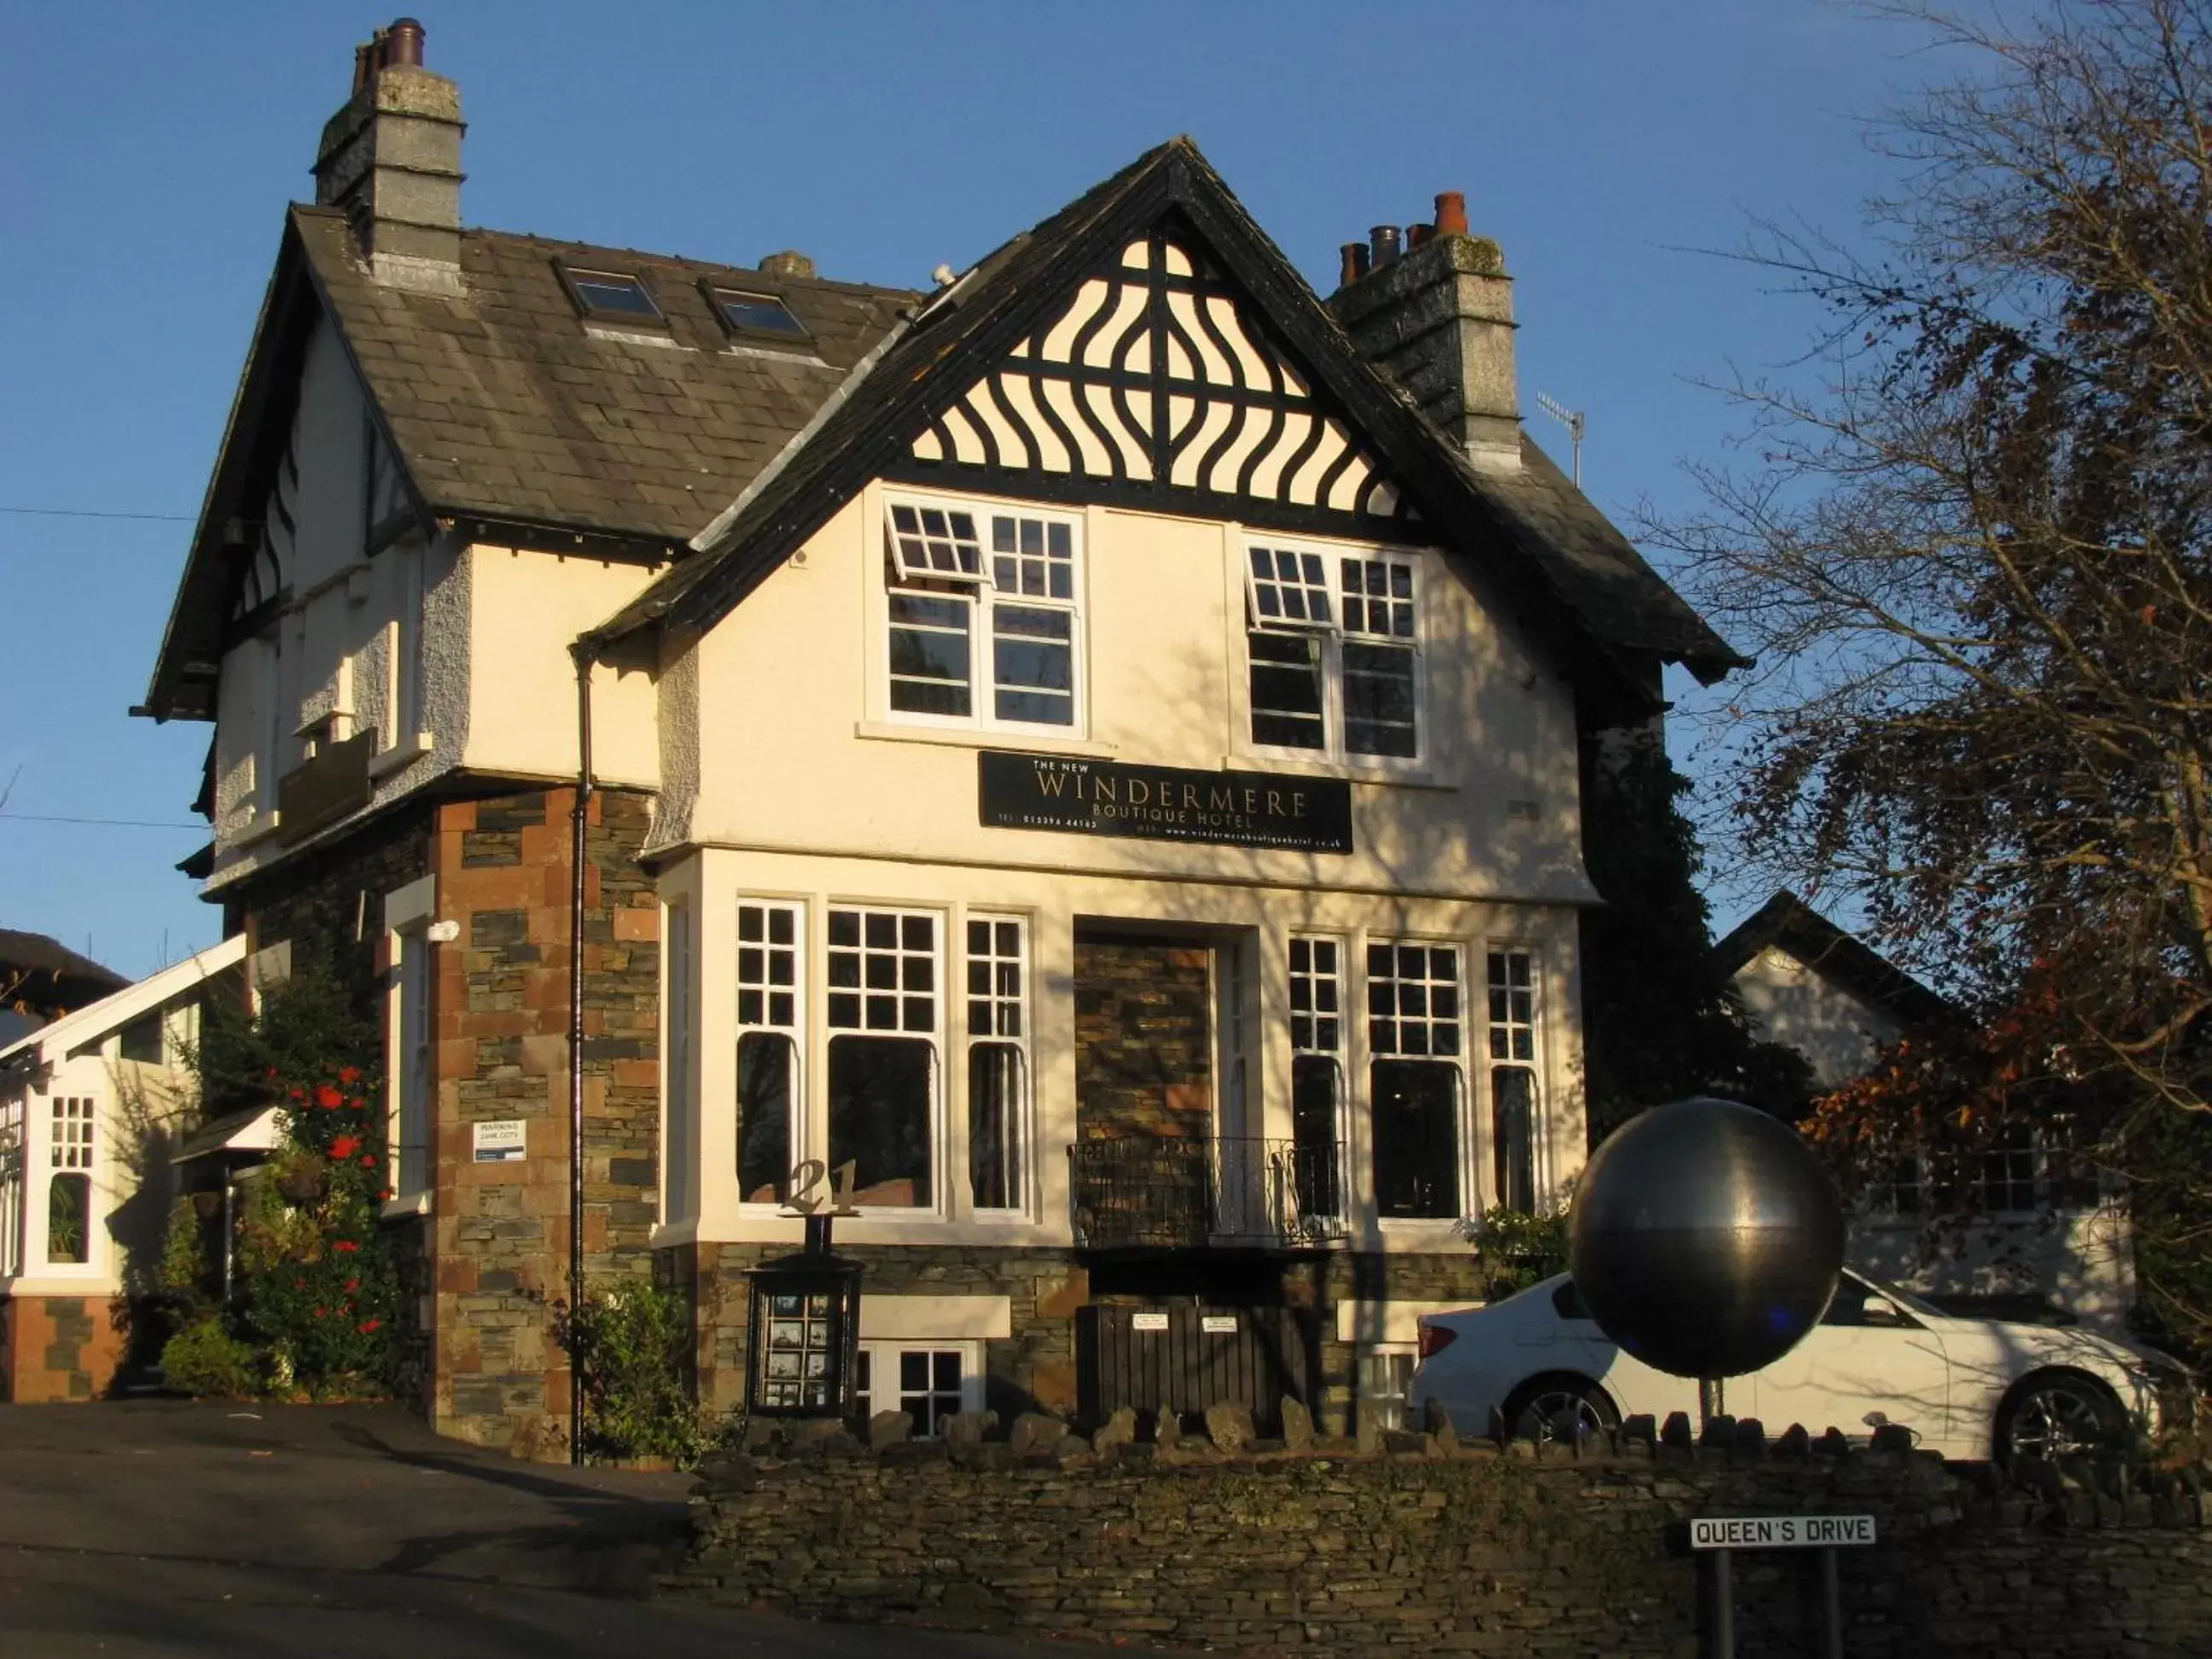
[1068,1137,1348,1250]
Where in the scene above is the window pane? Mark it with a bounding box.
[969,1041,1024,1209]
[1247,544,1333,627]
[569,271,660,318]
[713,288,806,335]
[1371,1059,1459,1219]
[1249,630,1325,749]
[46,1172,90,1265]
[829,1035,934,1208]
[1291,1054,1342,1220]
[737,1033,793,1204]
[1342,641,1417,758]
[1492,1066,1537,1214]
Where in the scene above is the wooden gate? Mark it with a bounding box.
[1077,1303,1315,1434]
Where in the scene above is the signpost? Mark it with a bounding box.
[1691,1513,1877,1659]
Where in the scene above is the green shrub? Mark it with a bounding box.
[555,1279,708,1464]
[161,1319,256,1398]
[1465,1200,1571,1301]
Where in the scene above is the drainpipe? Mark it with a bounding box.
[568,643,596,1466]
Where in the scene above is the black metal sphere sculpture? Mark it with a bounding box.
[1569,1097,1845,1380]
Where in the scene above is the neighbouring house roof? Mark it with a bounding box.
[0,929,127,1019]
[1714,893,1953,1028]
[584,139,1742,718]
[0,934,247,1073]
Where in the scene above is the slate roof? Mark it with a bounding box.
[1714,893,1953,1027]
[147,137,1738,723]
[0,928,127,1014]
[294,207,920,546]
[587,139,1743,710]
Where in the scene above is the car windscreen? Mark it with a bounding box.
[1842,1268,1944,1319]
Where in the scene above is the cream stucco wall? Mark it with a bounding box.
[1732,944,1906,1092]
[656,483,1593,905]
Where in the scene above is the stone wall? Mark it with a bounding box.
[0,1295,125,1402]
[1074,938,1214,1140]
[429,785,659,1453]
[675,1430,2212,1656]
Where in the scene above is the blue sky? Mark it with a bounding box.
[2,2,1951,979]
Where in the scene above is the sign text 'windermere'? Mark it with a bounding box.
[979,752,1353,854]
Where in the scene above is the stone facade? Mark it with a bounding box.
[678,1237,1482,1439]
[1074,939,1214,1140]
[0,1295,124,1402]
[677,1435,2212,1656]
[225,784,660,1453]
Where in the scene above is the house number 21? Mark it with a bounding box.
[783,1158,861,1216]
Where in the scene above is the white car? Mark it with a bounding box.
[1411,1269,2192,1462]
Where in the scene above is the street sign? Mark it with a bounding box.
[1691,1515,1877,1551]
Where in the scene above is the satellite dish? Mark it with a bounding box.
[1569,1097,1844,1382]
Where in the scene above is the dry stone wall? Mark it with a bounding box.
[674,1428,2212,1656]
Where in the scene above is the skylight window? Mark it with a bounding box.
[562,267,662,321]
[708,286,809,340]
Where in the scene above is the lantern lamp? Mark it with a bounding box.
[742,1214,863,1420]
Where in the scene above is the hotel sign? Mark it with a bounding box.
[979,752,1353,853]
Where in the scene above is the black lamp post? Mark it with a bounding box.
[742,1214,863,1420]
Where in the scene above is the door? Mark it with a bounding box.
[1752,1271,1951,1448]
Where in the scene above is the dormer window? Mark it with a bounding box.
[559,265,662,322]
[708,285,809,342]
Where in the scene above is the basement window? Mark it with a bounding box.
[559,266,663,322]
[708,286,809,341]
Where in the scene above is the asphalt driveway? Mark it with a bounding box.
[0,1401,1075,1657]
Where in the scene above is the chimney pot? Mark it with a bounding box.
[1406,223,1435,250]
[758,250,816,281]
[1339,242,1371,288]
[1434,190,1469,238]
[386,17,426,67]
[1369,225,1401,268]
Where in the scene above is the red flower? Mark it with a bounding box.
[288,1086,306,1103]
[347,1097,368,1111]
[338,1067,363,1085]
[294,1278,306,1289]
[334,1239,361,1254]
[314,1307,328,1319]
[358,1318,382,1335]
[316,1084,342,1110]
[346,1278,359,1292]
[358,1154,378,1169]
[265,1066,280,1080]
[329,1135,363,1161]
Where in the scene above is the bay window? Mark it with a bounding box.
[1245,545,1422,761]
[825,907,940,1209]
[966,915,1030,1213]
[885,499,1082,731]
[48,1096,95,1266]
[1367,942,1463,1220]
[1487,950,1539,1213]
[736,900,803,1206]
[1288,936,1345,1221]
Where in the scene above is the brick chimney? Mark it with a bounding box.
[313,18,465,294]
[1331,192,1521,474]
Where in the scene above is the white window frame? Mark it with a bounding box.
[853,1339,987,1435]
[822,903,946,1218]
[1242,541,1427,765]
[662,899,696,1226]
[1356,1343,1418,1433]
[0,1091,23,1278]
[1289,934,1348,1225]
[963,911,1033,1220]
[736,898,807,1213]
[1482,946,1544,1214]
[1364,936,1471,1227]
[44,1094,98,1271]
[383,924,434,1210]
[881,492,1087,738]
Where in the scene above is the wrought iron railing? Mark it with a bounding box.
[1068,1137,1348,1249]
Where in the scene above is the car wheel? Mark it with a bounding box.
[1500,1375,1618,1447]
[1995,1370,2127,1463]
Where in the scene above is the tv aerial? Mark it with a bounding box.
[1536,392,1586,487]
